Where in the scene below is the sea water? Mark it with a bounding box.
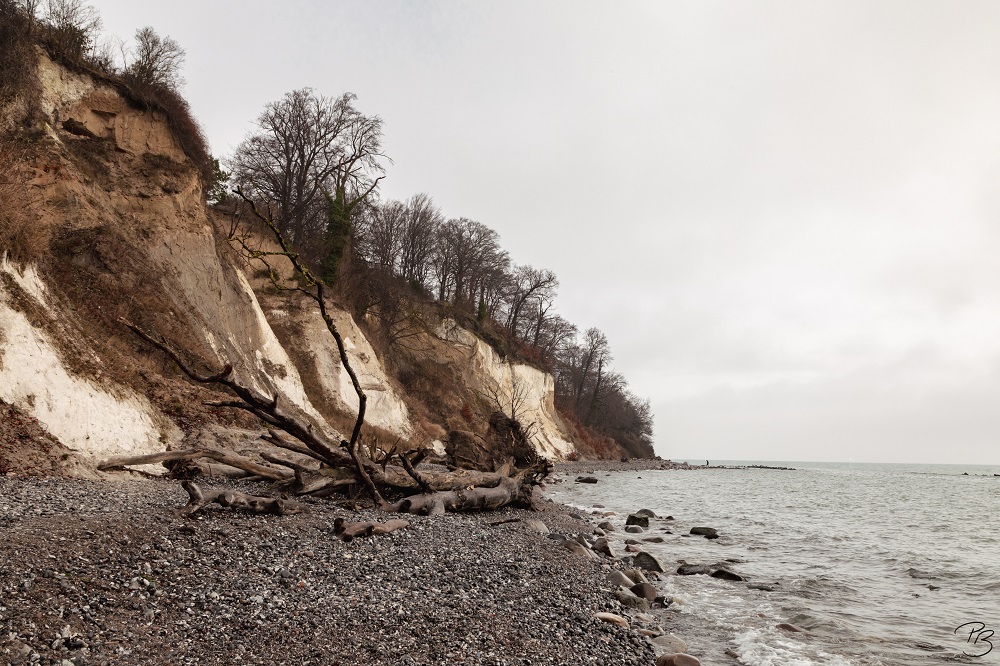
[549,462,1000,666]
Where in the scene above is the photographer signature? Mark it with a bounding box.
[955,622,994,657]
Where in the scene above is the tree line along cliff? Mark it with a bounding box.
[0,0,655,469]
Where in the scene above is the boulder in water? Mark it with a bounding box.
[710,568,744,581]
[615,586,652,610]
[633,552,666,573]
[650,633,687,652]
[776,622,804,632]
[631,582,658,601]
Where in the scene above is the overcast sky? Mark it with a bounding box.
[91,0,1000,464]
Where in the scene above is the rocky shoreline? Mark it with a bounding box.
[0,473,711,666]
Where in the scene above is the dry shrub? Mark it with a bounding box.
[0,140,47,263]
[0,0,40,124]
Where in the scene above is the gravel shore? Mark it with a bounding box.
[0,475,664,665]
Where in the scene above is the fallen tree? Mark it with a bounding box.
[103,189,549,516]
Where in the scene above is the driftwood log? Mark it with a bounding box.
[179,480,304,517]
[100,448,294,481]
[389,465,545,516]
[105,319,551,516]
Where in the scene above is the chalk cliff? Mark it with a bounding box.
[0,52,578,474]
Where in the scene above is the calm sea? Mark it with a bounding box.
[550,461,1000,666]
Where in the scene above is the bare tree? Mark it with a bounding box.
[39,0,101,62]
[398,193,441,290]
[229,89,386,266]
[123,26,184,90]
[571,327,611,408]
[534,312,576,365]
[431,218,508,311]
[355,198,406,272]
[504,265,558,340]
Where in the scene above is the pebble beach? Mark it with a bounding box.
[0,468,694,666]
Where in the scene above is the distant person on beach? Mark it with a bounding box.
[705,460,709,467]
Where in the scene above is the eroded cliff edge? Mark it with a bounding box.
[0,52,583,474]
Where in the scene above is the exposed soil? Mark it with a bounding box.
[0,400,81,476]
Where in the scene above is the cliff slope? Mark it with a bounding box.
[0,52,582,474]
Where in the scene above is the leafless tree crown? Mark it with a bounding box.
[229,88,386,262]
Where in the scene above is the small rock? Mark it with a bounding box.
[651,633,687,653]
[615,586,652,610]
[676,564,711,576]
[625,544,642,553]
[562,540,595,559]
[624,568,650,584]
[776,622,804,632]
[569,512,586,520]
[575,476,599,484]
[592,528,606,537]
[630,582,658,601]
[634,508,658,518]
[598,521,615,531]
[625,525,645,534]
[607,570,634,588]
[689,526,718,539]
[593,538,614,557]
[633,552,666,573]
[624,538,640,545]
[747,583,776,591]
[594,612,629,628]
[643,536,665,543]
[524,519,549,534]
[626,514,650,528]
[656,654,701,666]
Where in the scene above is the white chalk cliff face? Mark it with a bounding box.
[0,53,572,468]
[262,302,412,439]
[435,320,575,459]
[0,256,175,460]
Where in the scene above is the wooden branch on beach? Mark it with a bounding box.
[180,480,304,517]
[398,450,433,493]
[389,462,549,516]
[99,448,294,481]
